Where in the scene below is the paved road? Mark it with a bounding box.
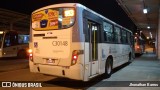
[87,53,160,90]
[0,57,29,72]
[0,52,160,90]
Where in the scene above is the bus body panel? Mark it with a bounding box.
[1,44,28,57]
[100,44,131,70]
[30,42,85,80]
[29,61,82,80]
[32,28,72,66]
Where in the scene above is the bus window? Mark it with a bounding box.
[4,33,11,47]
[18,35,29,44]
[103,22,113,42]
[127,32,131,44]
[32,8,75,30]
[114,26,121,43]
[121,29,127,44]
[10,33,18,46]
[4,32,18,47]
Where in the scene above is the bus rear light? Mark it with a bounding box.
[72,59,76,65]
[71,55,78,65]
[71,50,79,65]
[71,50,84,65]
[28,49,33,53]
[73,55,78,60]
[29,53,33,57]
[28,49,33,61]
[29,53,33,61]
[136,46,140,49]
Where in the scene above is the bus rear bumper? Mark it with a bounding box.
[29,61,83,81]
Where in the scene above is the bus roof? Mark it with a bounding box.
[32,3,132,33]
[32,3,78,14]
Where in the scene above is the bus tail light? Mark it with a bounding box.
[28,49,33,61]
[136,46,140,49]
[29,53,33,61]
[28,49,32,53]
[71,50,79,65]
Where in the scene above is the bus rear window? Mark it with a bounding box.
[32,7,75,30]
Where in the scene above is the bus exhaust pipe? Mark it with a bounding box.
[62,70,65,75]
[37,67,40,72]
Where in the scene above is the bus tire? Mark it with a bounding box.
[104,57,112,78]
[17,50,27,59]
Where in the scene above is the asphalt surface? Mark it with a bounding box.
[87,48,160,90]
[0,48,160,90]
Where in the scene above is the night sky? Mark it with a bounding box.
[0,0,137,31]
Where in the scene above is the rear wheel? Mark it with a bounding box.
[105,58,112,78]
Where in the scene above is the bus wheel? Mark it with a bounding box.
[105,58,112,78]
[17,50,27,59]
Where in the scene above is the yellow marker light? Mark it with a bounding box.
[28,49,32,53]
[64,9,74,17]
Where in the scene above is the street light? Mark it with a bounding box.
[147,26,150,29]
[143,8,148,14]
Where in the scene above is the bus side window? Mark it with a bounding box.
[127,32,131,45]
[114,26,121,43]
[4,33,11,47]
[10,32,18,46]
[121,29,127,44]
[103,22,113,42]
[4,32,18,47]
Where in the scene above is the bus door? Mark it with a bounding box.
[88,20,99,76]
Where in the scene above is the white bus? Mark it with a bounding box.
[29,3,134,81]
[0,30,29,58]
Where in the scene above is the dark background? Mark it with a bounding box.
[0,0,137,32]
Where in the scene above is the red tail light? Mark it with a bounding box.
[71,50,79,65]
[73,55,78,60]
[136,46,140,49]
[29,53,33,57]
[28,49,33,61]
